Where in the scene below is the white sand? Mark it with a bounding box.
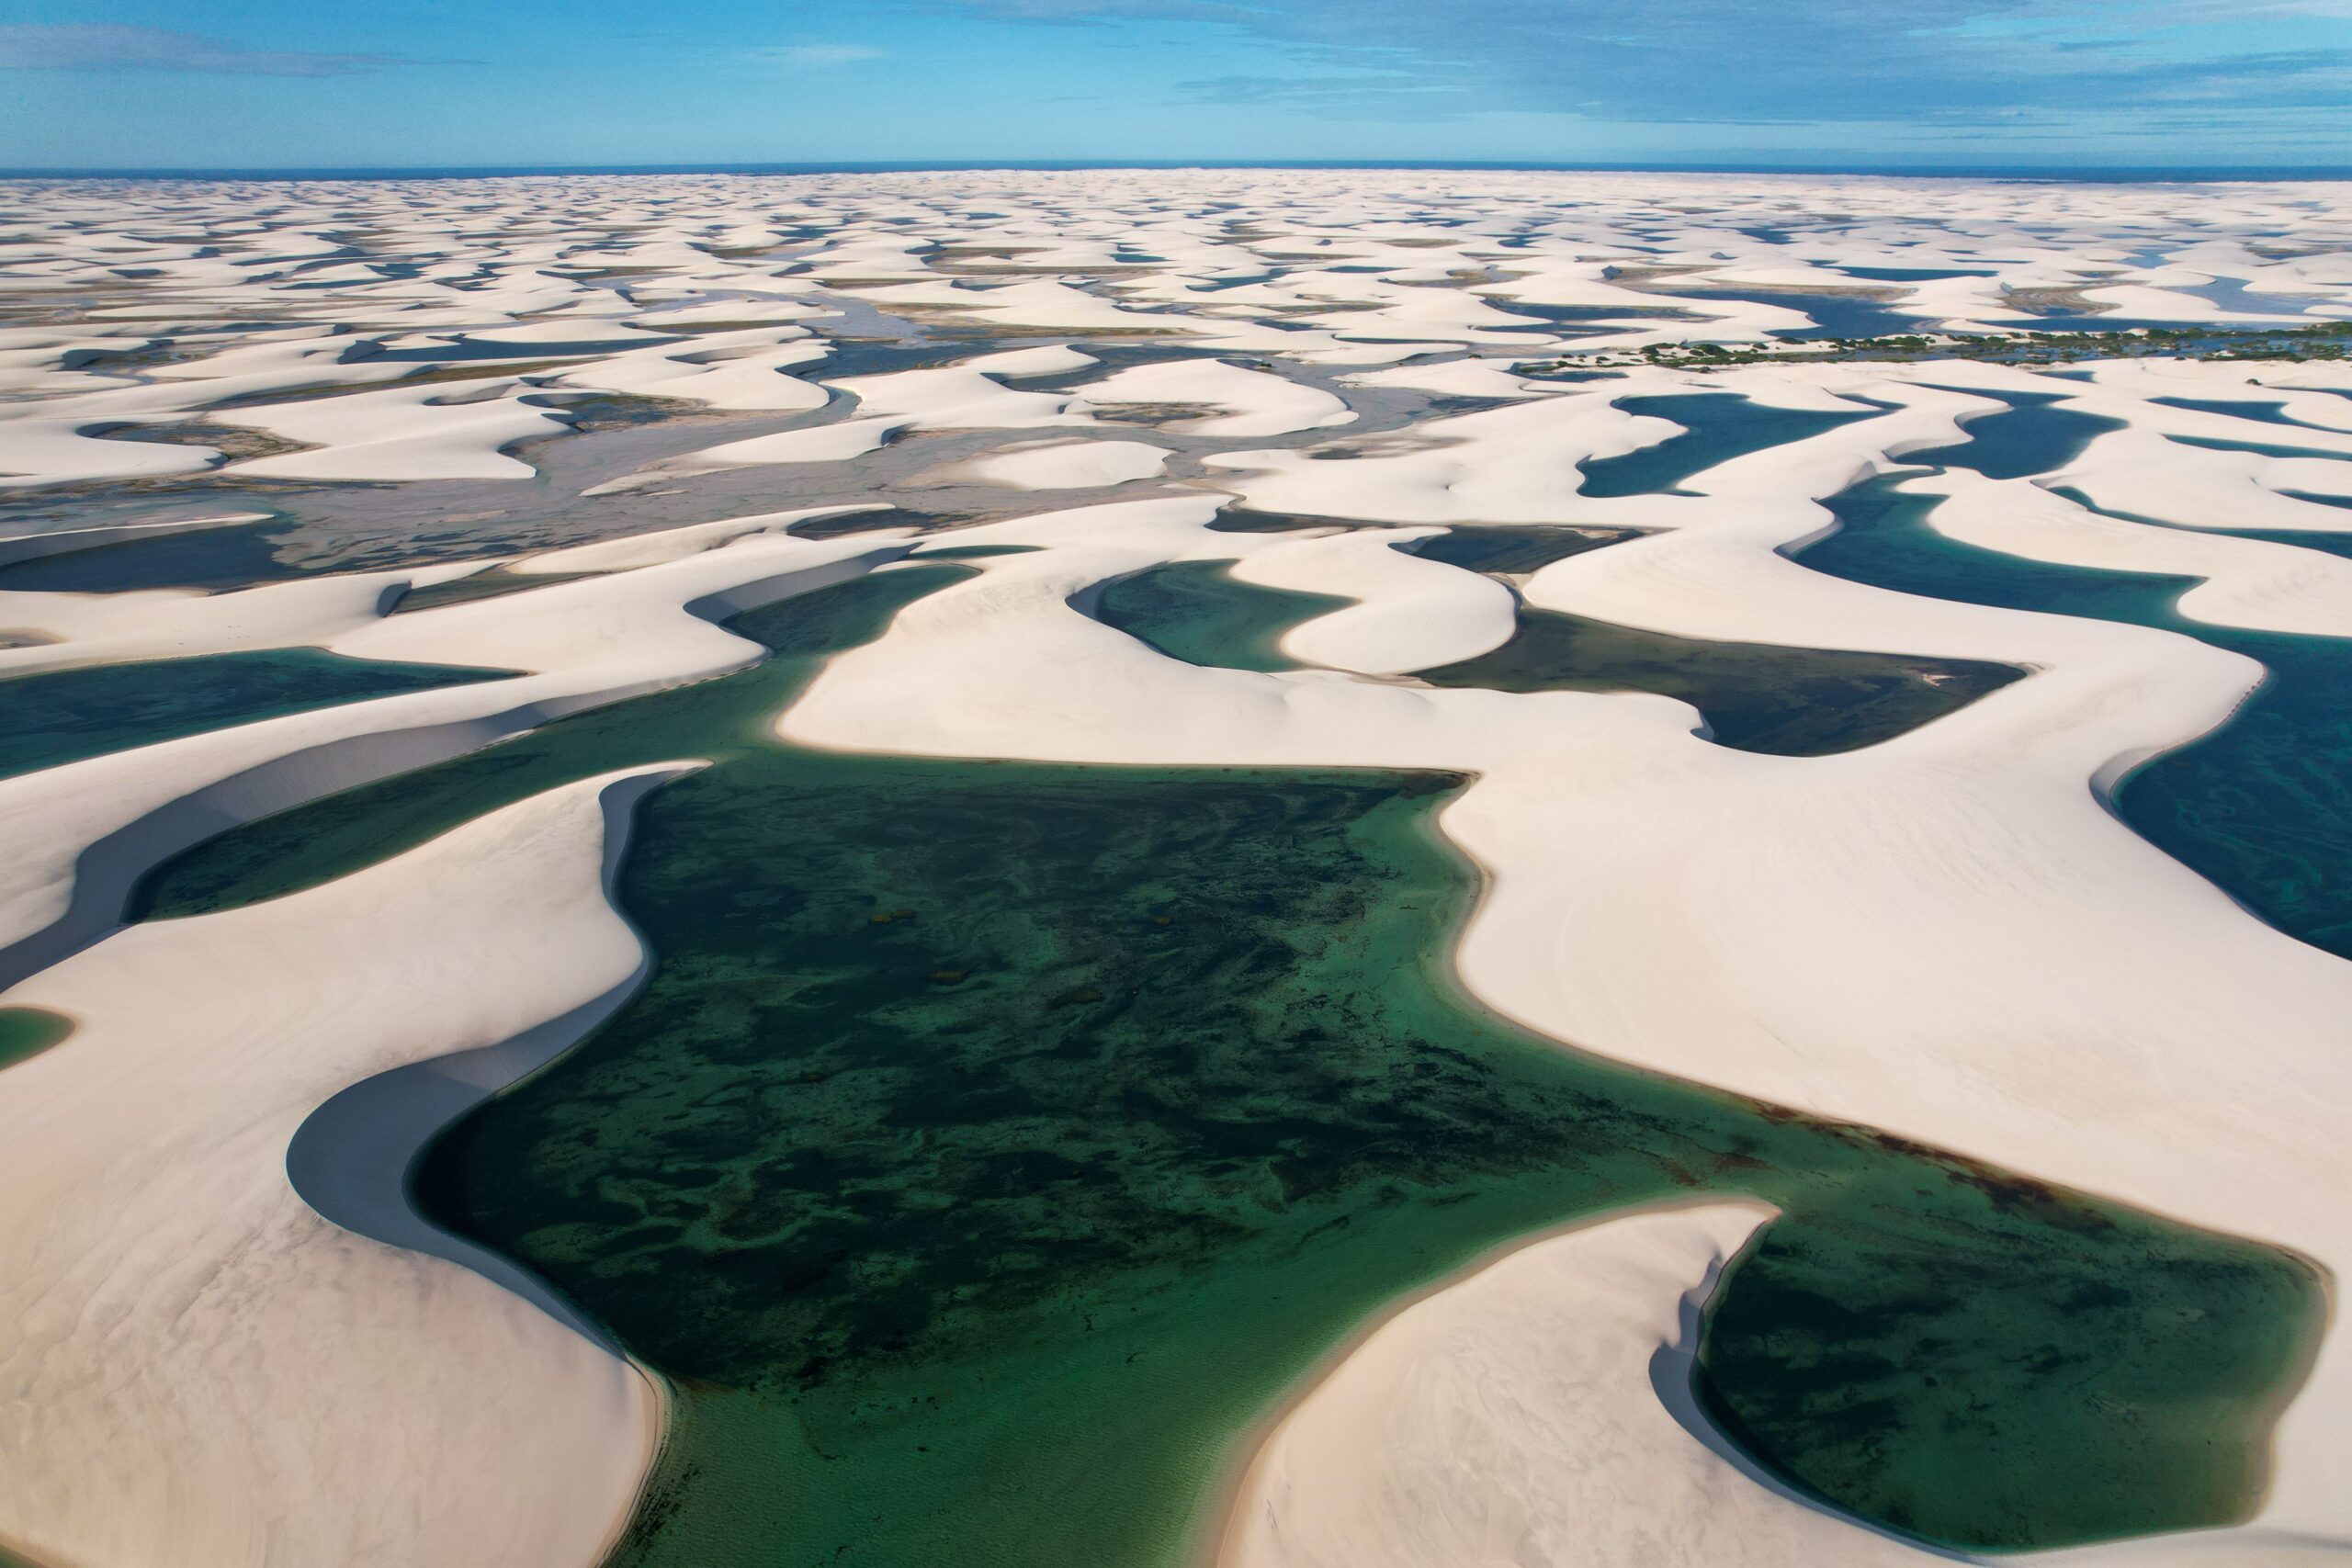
[1230,527,1517,674]
[780,475,2352,1552]
[1224,1201,2340,1567]
[946,437,1171,490]
[0,512,271,570]
[6,169,2352,1568]
[1078,357,1355,437]
[669,412,909,469]
[1221,1201,1911,1568]
[0,529,910,978]
[511,503,886,573]
[0,768,664,1568]
[215,377,570,482]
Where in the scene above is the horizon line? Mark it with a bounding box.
[6,157,2352,185]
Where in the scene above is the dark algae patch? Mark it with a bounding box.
[0,649,510,781]
[136,570,2320,1562]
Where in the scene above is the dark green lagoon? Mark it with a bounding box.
[1094,562,1351,672]
[136,568,2320,1564]
[1419,604,2020,756]
[1404,524,1645,575]
[1,648,510,781]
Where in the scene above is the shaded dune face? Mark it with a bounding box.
[4,170,2351,1568]
[141,572,2320,1565]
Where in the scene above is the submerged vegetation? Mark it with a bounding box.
[138,568,2322,1566]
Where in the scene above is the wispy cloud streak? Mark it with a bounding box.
[0,23,411,77]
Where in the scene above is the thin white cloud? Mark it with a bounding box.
[0,23,401,76]
[763,43,887,66]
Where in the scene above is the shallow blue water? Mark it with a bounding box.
[1577,391,1880,496]
[1839,265,1998,282]
[0,518,298,592]
[1654,287,1935,341]
[2173,277,2328,319]
[1796,398,2352,962]
[1907,388,2124,479]
[2151,396,2337,431]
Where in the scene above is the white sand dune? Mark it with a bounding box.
[0,560,483,678]
[667,412,910,470]
[946,436,1172,490]
[1224,1201,2343,1568]
[1915,471,2352,634]
[2051,426,2352,536]
[0,512,271,570]
[650,346,1100,477]
[6,168,2352,1568]
[1232,527,1518,674]
[825,353,1094,430]
[1340,356,1548,400]
[551,329,833,412]
[1080,356,1356,437]
[0,769,669,1568]
[1205,391,1681,525]
[1221,1201,1917,1568]
[215,377,571,482]
[848,276,1203,333]
[511,503,886,573]
[0,529,910,987]
[783,486,2352,1551]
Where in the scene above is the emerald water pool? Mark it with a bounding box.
[1093,562,1351,672]
[135,567,2320,1564]
[1092,532,2020,757]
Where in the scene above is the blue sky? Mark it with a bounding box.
[2,0,2348,171]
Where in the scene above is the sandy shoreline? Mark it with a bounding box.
[1196,1196,1777,1568]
